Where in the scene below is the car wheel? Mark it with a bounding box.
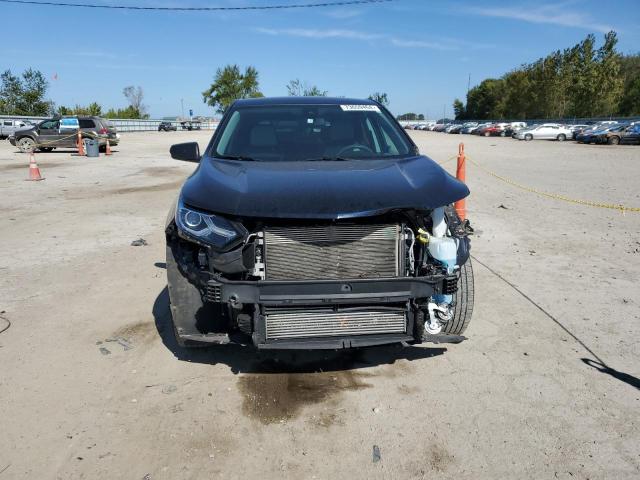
[18,137,36,152]
[607,136,620,145]
[500,131,506,137]
[441,258,474,335]
[557,134,566,142]
[484,131,490,137]
[524,134,533,141]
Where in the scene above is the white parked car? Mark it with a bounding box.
[515,123,573,141]
[0,119,32,139]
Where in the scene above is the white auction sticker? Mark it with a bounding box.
[340,105,380,112]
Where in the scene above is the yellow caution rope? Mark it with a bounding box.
[467,156,640,214]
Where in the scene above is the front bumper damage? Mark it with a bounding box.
[165,197,470,349]
[208,276,454,349]
[168,232,459,349]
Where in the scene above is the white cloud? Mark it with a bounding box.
[254,27,460,50]
[390,38,457,51]
[468,5,614,33]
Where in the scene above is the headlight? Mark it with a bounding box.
[176,199,241,248]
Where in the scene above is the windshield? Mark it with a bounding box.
[211,103,413,162]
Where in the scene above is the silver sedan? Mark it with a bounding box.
[515,124,573,141]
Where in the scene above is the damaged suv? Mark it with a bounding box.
[166,97,473,349]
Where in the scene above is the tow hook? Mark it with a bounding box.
[426,302,453,335]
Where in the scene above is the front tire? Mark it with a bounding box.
[442,259,474,335]
[524,134,533,141]
[608,136,620,145]
[557,134,566,142]
[18,137,36,152]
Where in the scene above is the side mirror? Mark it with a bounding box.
[170,142,200,162]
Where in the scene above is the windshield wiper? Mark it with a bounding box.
[304,156,351,162]
[216,154,257,161]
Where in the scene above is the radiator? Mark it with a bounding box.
[264,307,407,339]
[263,223,401,280]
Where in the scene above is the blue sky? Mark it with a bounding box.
[3,0,639,118]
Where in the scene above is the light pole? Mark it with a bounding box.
[181,98,184,119]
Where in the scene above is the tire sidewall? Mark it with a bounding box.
[18,137,36,152]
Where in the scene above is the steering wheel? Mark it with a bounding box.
[336,143,374,157]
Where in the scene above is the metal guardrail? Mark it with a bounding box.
[0,115,218,132]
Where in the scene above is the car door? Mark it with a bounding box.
[36,119,64,146]
[78,118,98,145]
[532,126,547,139]
[622,125,640,144]
[2,120,12,136]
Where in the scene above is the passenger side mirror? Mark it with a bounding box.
[170,142,200,162]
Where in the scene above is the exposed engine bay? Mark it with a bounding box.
[166,204,472,348]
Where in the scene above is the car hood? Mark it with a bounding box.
[180,155,470,219]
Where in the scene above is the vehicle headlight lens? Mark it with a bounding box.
[176,200,240,248]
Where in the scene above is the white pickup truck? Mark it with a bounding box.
[0,119,32,139]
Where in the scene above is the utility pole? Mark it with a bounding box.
[467,73,471,96]
[181,98,184,119]
[443,104,446,121]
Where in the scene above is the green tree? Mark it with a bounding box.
[619,54,640,115]
[463,32,629,119]
[593,31,623,116]
[465,78,504,119]
[104,105,149,119]
[122,86,147,117]
[397,113,419,121]
[452,98,465,120]
[57,102,103,116]
[203,65,263,114]
[368,92,389,107]
[0,68,53,115]
[286,79,327,96]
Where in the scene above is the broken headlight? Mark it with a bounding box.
[176,198,240,248]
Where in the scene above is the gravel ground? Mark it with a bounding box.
[0,131,638,479]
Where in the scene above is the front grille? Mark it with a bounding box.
[264,307,407,340]
[264,223,401,280]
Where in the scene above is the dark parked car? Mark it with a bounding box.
[180,121,202,131]
[158,121,177,132]
[618,124,640,145]
[9,116,118,152]
[165,97,473,349]
[594,124,633,145]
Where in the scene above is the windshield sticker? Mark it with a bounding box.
[340,105,380,112]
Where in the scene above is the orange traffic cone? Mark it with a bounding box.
[77,131,85,156]
[105,139,112,156]
[454,143,466,220]
[27,152,44,181]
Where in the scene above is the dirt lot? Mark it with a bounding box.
[0,131,638,479]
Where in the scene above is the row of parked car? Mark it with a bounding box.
[405,120,640,145]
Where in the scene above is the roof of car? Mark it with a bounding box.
[234,96,378,107]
